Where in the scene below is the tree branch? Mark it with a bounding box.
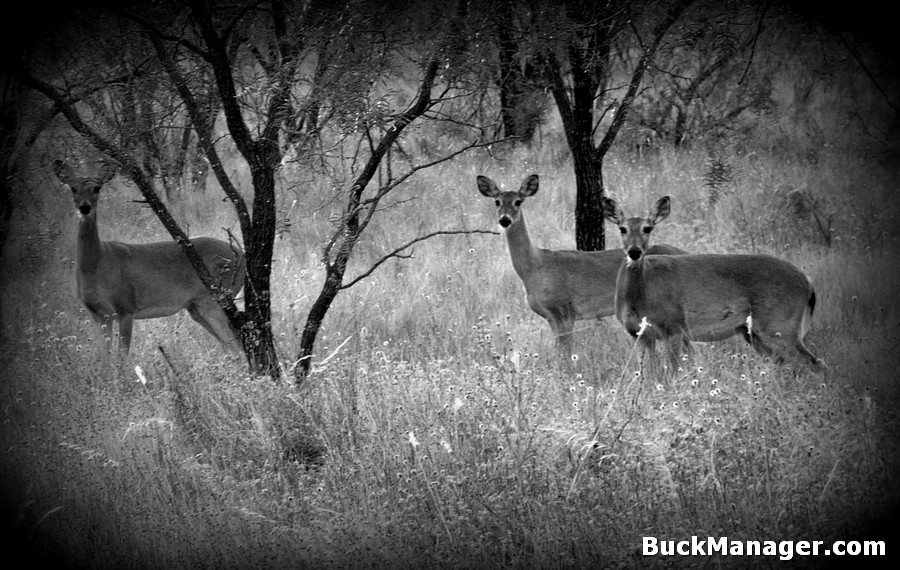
[595,0,694,158]
[340,229,499,289]
[18,71,241,320]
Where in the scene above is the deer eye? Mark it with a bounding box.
[514,200,522,207]
[494,200,500,206]
[619,227,627,235]
[642,226,652,234]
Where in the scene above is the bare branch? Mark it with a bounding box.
[840,32,900,116]
[340,229,499,289]
[595,0,694,158]
[120,9,212,62]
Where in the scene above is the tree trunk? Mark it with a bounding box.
[241,162,280,378]
[548,60,607,252]
[496,0,539,143]
[572,144,605,252]
[294,267,344,380]
[293,58,440,385]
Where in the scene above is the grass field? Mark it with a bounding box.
[1,145,898,568]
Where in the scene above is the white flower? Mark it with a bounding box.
[637,317,652,337]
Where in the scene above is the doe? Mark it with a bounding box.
[477,174,685,358]
[56,159,245,353]
[601,195,823,373]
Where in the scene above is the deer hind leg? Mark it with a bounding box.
[795,339,824,368]
[738,324,776,359]
[742,324,823,368]
[187,299,242,353]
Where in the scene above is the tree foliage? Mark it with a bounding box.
[14,0,499,382]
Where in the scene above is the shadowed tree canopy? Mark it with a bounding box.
[11,0,502,382]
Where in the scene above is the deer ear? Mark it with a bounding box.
[651,196,671,223]
[476,175,500,198]
[519,174,539,197]
[601,197,623,224]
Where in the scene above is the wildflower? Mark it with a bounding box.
[656,384,664,391]
[637,317,651,337]
[571,354,579,363]
[134,365,147,385]
[745,314,753,336]
[710,378,718,386]
[407,432,419,448]
[510,351,521,371]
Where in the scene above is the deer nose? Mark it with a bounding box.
[627,247,643,261]
[78,204,93,216]
[498,217,512,228]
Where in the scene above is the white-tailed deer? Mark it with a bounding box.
[477,174,685,357]
[55,160,245,353]
[601,195,823,372]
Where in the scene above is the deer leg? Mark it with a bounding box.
[86,304,119,352]
[637,335,657,379]
[796,340,825,368]
[188,300,243,353]
[548,309,577,364]
[117,314,134,353]
[664,331,688,374]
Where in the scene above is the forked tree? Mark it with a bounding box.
[18,0,496,382]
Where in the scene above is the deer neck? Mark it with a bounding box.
[504,214,540,279]
[76,214,103,276]
[619,255,647,308]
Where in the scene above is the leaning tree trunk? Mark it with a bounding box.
[293,58,440,384]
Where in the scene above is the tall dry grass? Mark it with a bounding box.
[1,145,898,568]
